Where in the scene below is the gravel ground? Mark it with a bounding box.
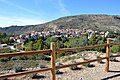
[7,57,120,80]
[55,57,120,80]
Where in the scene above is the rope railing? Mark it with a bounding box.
[0,39,120,80]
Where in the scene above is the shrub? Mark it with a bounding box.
[56,62,63,74]
[111,45,120,53]
[11,57,17,60]
[15,56,29,60]
[82,58,94,67]
[96,55,103,64]
[82,61,95,67]
[62,57,71,62]
[28,73,37,79]
[110,54,118,62]
[13,65,23,72]
[82,63,91,67]
[69,60,78,70]
[39,64,46,69]
[0,58,9,62]
[110,57,117,62]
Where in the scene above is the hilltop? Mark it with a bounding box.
[0,14,120,34]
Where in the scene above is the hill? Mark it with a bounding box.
[0,14,120,34]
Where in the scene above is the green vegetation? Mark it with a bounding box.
[13,65,23,72]
[111,45,120,53]
[0,31,119,72]
[111,36,120,54]
[82,63,91,67]
[0,32,15,44]
[0,60,49,71]
[0,49,19,63]
[28,73,38,79]
[88,33,97,45]
[0,58,9,62]
[64,36,86,48]
[23,33,120,59]
[96,55,103,64]
[0,49,18,53]
[56,62,63,74]
[70,60,78,70]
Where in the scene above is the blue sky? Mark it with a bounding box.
[0,0,120,27]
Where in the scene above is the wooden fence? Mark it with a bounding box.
[0,39,120,80]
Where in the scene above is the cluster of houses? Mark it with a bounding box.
[0,28,110,50]
[10,28,109,43]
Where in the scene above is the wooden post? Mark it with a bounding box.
[50,42,56,80]
[105,39,110,72]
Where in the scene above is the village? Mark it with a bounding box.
[0,28,112,51]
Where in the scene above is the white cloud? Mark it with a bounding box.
[34,0,41,6]
[50,0,70,15]
[0,0,41,16]
[0,16,45,27]
[0,0,46,27]
[58,0,69,14]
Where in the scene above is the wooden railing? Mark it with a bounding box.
[0,39,120,80]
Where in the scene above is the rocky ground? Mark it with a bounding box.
[1,51,120,80]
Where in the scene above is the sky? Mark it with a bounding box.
[0,0,120,27]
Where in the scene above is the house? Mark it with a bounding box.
[105,31,109,37]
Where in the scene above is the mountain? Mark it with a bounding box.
[0,14,120,34]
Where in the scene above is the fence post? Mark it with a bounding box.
[105,38,110,72]
[50,42,56,80]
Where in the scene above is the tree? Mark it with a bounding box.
[0,38,2,44]
[64,36,87,48]
[2,38,9,44]
[25,41,33,51]
[33,38,44,50]
[44,36,60,48]
[96,39,106,52]
[88,33,97,45]
[115,36,120,43]
[0,32,7,38]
